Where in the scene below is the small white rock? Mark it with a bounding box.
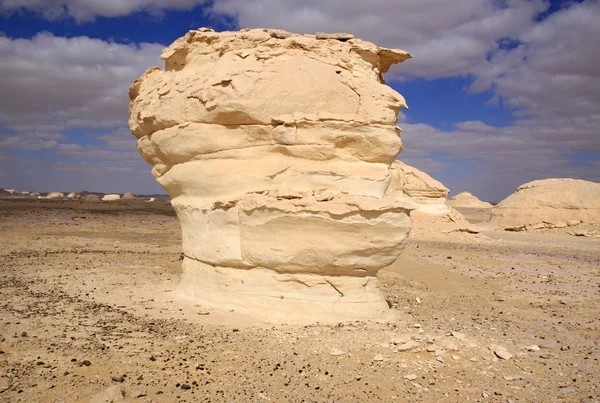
[372,354,385,362]
[329,348,346,356]
[403,374,418,381]
[526,344,540,352]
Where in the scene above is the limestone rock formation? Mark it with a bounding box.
[83,193,100,200]
[102,194,121,201]
[46,192,64,199]
[491,178,600,228]
[122,192,136,200]
[385,161,474,233]
[448,192,493,208]
[67,192,80,199]
[128,28,415,322]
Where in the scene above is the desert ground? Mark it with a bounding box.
[0,200,598,402]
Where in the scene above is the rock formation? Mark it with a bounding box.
[46,192,64,199]
[491,178,600,229]
[128,28,415,322]
[83,194,100,200]
[447,192,493,208]
[122,192,136,200]
[102,194,121,201]
[67,192,80,199]
[385,161,474,233]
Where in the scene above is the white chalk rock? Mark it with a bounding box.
[102,194,121,201]
[385,161,474,233]
[491,179,600,227]
[46,192,65,199]
[129,28,414,323]
[447,191,493,208]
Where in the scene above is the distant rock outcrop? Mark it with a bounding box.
[102,194,121,201]
[448,191,493,208]
[385,161,474,233]
[83,193,100,200]
[491,178,600,229]
[67,192,80,199]
[46,192,65,199]
[128,28,414,322]
[122,192,136,200]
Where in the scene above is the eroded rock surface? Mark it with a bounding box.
[491,178,600,228]
[385,161,474,233]
[447,191,493,208]
[128,28,414,322]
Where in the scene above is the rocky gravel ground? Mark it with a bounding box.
[0,200,598,402]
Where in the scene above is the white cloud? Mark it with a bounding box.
[0,33,164,133]
[209,0,548,79]
[0,0,207,22]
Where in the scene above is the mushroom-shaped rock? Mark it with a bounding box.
[491,178,600,227]
[128,29,414,323]
[102,194,121,201]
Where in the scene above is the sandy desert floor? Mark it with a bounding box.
[0,200,599,402]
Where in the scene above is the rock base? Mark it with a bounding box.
[177,258,395,323]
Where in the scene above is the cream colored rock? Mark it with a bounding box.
[448,192,493,208]
[385,161,474,233]
[66,192,80,199]
[102,194,121,201]
[122,192,136,200]
[491,179,600,228]
[46,192,64,199]
[129,28,414,323]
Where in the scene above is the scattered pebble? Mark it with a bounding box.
[403,374,418,381]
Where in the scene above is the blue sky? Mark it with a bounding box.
[0,0,598,202]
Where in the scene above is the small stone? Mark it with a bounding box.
[539,353,553,359]
[198,27,214,32]
[451,332,465,340]
[270,30,293,39]
[560,300,567,305]
[111,376,125,383]
[181,384,191,390]
[452,355,460,361]
[329,348,346,356]
[397,340,421,352]
[390,335,412,345]
[372,354,385,362]
[81,360,92,367]
[503,375,525,381]
[415,297,422,304]
[525,345,540,352]
[403,374,418,381]
[413,323,422,328]
[482,391,490,398]
[315,32,355,41]
[494,347,513,360]
[559,386,575,394]
[343,377,355,384]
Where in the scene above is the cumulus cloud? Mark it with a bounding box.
[209,0,548,79]
[0,0,207,22]
[0,33,164,133]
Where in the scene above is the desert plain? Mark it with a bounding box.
[0,198,598,402]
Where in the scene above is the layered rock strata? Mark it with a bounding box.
[385,161,474,233]
[129,28,414,322]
